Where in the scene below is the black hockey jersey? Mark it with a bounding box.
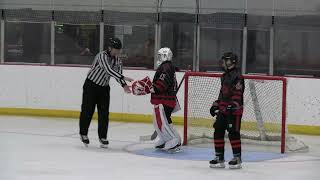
[216,68,245,115]
[151,61,177,108]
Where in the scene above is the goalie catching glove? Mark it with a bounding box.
[132,76,154,95]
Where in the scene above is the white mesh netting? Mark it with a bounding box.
[184,73,308,152]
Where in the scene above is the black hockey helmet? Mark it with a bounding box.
[222,52,238,64]
[108,37,122,49]
[221,52,238,71]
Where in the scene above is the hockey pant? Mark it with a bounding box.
[79,79,110,139]
[153,104,181,150]
[213,112,242,158]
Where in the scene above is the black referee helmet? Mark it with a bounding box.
[108,37,122,49]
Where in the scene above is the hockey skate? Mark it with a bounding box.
[80,135,89,147]
[165,143,182,154]
[228,157,242,169]
[163,137,182,153]
[209,156,225,168]
[155,143,165,149]
[99,138,109,148]
[154,137,165,149]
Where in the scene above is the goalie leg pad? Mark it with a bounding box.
[153,104,181,149]
[153,104,174,142]
[164,124,181,150]
[154,135,165,148]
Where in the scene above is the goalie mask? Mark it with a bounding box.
[156,47,173,67]
[221,52,238,71]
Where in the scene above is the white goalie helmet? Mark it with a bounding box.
[156,47,173,67]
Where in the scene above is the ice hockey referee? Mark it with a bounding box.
[79,37,133,148]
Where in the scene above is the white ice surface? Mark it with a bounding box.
[0,116,319,180]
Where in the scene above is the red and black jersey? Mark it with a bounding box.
[217,68,244,114]
[151,61,177,108]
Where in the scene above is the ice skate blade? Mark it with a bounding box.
[83,143,88,147]
[166,147,182,154]
[209,163,225,168]
[229,164,242,169]
[157,146,182,153]
[100,144,108,148]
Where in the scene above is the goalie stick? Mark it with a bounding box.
[139,66,191,142]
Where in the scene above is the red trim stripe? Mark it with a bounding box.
[154,106,163,132]
[231,96,242,100]
[233,91,242,95]
[231,144,241,148]
[230,140,241,144]
[215,144,225,148]
[214,139,225,143]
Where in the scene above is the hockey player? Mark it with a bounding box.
[132,47,181,152]
[209,52,244,169]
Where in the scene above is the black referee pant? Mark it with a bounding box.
[79,79,110,139]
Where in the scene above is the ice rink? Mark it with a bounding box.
[1,116,319,180]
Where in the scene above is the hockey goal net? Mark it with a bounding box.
[183,72,308,153]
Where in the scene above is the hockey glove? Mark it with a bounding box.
[132,76,154,95]
[210,102,219,117]
[226,103,238,112]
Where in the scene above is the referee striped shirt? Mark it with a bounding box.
[87,51,126,87]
